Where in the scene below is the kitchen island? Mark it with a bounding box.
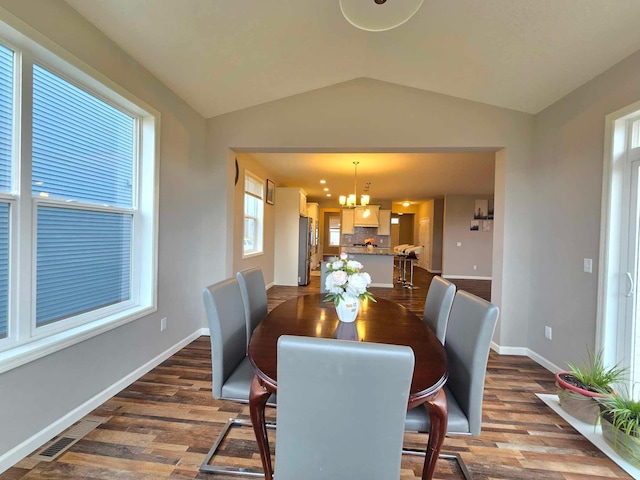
[340,246,395,287]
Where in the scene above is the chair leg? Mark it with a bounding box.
[199,417,276,477]
[402,448,473,480]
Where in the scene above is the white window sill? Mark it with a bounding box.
[0,305,156,374]
[243,251,264,259]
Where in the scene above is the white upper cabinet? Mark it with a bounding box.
[377,210,391,235]
[341,209,355,234]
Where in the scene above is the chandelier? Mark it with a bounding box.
[339,161,370,208]
[339,0,424,32]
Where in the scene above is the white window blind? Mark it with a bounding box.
[32,65,136,328]
[0,44,12,339]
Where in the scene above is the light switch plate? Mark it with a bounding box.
[456,242,462,247]
[583,258,593,273]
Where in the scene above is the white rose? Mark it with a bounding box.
[346,260,363,270]
[331,260,344,270]
[329,270,348,286]
[361,272,371,285]
[340,252,348,260]
[347,273,368,296]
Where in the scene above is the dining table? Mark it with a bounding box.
[247,293,449,480]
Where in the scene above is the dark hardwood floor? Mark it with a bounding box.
[1,267,631,479]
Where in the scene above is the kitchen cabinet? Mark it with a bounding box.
[341,209,354,234]
[377,209,391,235]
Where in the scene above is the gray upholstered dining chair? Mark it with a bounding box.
[274,335,415,480]
[200,277,275,476]
[423,275,456,343]
[404,290,499,480]
[236,267,268,346]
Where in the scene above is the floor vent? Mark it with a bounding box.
[31,416,106,462]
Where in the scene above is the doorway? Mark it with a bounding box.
[601,103,640,398]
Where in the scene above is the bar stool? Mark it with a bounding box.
[403,245,423,289]
[394,244,411,284]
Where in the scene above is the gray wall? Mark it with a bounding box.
[442,195,494,278]
[529,49,640,368]
[206,78,535,354]
[0,0,208,459]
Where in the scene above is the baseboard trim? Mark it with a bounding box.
[490,342,527,356]
[265,282,274,290]
[442,275,492,280]
[491,342,562,374]
[426,268,442,274]
[0,328,206,474]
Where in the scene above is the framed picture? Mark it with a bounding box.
[266,179,275,205]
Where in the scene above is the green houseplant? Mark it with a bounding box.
[598,391,640,467]
[555,350,625,424]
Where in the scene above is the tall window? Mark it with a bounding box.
[244,171,264,256]
[329,216,341,246]
[0,27,158,367]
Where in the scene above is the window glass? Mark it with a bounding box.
[32,65,134,207]
[0,203,8,338]
[243,172,264,255]
[36,207,132,326]
[632,118,640,150]
[0,44,13,192]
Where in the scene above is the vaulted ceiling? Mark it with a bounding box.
[64,0,640,118]
[62,1,640,203]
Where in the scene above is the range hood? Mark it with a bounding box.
[353,205,380,227]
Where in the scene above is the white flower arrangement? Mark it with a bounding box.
[324,252,376,305]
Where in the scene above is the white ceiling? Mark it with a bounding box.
[61,0,640,204]
[247,152,496,203]
[64,0,640,118]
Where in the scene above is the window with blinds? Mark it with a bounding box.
[0,26,158,364]
[0,44,12,340]
[244,171,264,256]
[32,65,136,328]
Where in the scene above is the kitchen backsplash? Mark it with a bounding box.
[341,227,390,247]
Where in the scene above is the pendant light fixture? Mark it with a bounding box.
[339,161,370,208]
[339,0,424,32]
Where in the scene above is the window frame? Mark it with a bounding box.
[0,18,159,373]
[243,169,264,258]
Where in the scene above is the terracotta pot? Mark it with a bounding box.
[555,371,609,425]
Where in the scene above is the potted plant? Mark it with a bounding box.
[555,350,625,424]
[598,391,640,467]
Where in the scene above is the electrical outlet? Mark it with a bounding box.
[544,326,552,340]
[473,265,477,270]
[160,317,167,332]
[456,242,462,247]
[583,258,593,273]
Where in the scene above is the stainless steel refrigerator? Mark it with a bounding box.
[298,216,311,286]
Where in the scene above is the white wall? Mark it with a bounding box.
[530,49,640,368]
[206,78,534,352]
[442,195,494,278]
[0,0,208,463]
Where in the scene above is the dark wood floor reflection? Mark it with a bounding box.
[2,268,631,479]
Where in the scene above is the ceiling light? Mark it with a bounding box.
[326,193,332,197]
[402,201,411,207]
[339,0,424,32]
[324,187,329,191]
[320,179,326,184]
[339,161,370,208]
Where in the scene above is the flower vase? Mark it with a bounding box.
[335,295,360,323]
[334,321,359,341]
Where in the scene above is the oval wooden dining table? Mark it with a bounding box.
[248,293,449,480]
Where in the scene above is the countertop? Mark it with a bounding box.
[340,246,394,256]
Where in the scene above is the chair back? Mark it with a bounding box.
[445,291,499,437]
[203,278,247,399]
[274,336,414,480]
[394,243,410,254]
[423,276,456,343]
[236,267,268,344]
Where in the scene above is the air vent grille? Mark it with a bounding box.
[31,416,106,462]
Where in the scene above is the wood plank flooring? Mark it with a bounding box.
[2,268,631,479]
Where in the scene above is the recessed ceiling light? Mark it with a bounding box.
[402,201,411,207]
[323,187,329,191]
[326,193,332,197]
[320,180,326,184]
